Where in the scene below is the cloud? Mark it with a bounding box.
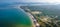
[19,0,60,3]
[40,0,60,3]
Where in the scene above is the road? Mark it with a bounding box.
[27,12,40,27]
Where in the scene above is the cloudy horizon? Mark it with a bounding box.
[0,0,60,5]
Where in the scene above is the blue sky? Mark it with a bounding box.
[0,0,60,4]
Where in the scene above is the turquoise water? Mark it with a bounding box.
[0,5,33,27]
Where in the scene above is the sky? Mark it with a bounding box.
[0,0,60,4]
[18,0,60,3]
[20,0,60,4]
[20,0,60,3]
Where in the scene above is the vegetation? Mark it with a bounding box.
[20,6,60,27]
